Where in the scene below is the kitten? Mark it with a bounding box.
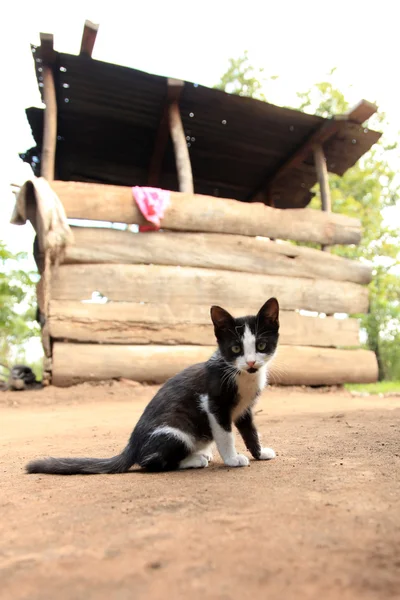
[26,298,279,474]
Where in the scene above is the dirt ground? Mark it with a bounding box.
[1,382,400,600]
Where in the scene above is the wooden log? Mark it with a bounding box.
[48,301,360,348]
[65,227,372,284]
[40,34,57,182]
[313,144,331,213]
[270,346,378,386]
[50,264,370,315]
[51,181,362,246]
[345,100,377,124]
[313,144,332,253]
[37,276,51,358]
[169,98,194,193]
[52,343,378,387]
[80,20,99,57]
[148,78,184,186]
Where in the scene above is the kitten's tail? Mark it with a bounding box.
[25,445,135,475]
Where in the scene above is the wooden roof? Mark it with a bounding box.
[22,31,381,209]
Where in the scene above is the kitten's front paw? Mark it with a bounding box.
[259,447,276,460]
[201,451,213,462]
[225,454,250,468]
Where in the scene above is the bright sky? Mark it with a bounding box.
[1,0,399,255]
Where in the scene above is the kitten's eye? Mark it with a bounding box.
[257,341,267,352]
[231,345,241,354]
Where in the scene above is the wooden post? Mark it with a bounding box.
[313,144,331,212]
[80,20,99,57]
[148,79,184,186]
[40,33,57,182]
[38,33,58,384]
[344,99,377,124]
[168,87,194,194]
[313,143,331,252]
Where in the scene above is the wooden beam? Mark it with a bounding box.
[148,79,184,186]
[39,33,57,182]
[313,144,332,252]
[64,227,372,284]
[168,87,194,193]
[48,301,361,348]
[344,100,378,124]
[50,264,370,315]
[79,20,99,57]
[313,145,331,212]
[251,119,342,202]
[52,343,378,387]
[51,181,362,246]
[39,32,56,64]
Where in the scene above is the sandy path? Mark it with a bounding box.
[1,384,400,600]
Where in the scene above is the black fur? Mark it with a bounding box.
[26,299,279,475]
[235,410,262,459]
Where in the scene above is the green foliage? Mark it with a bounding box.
[0,241,40,367]
[345,381,400,394]
[363,267,400,381]
[214,51,278,100]
[216,57,400,381]
[29,358,44,380]
[297,83,400,381]
[296,69,349,117]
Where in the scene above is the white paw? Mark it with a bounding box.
[201,451,213,462]
[225,453,250,468]
[179,454,209,469]
[259,447,276,460]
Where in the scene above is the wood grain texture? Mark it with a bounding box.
[169,100,194,193]
[64,227,372,284]
[50,264,370,315]
[48,301,360,348]
[51,180,362,245]
[52,343,378,387]
[79,20,99,57]
[41,65,57,181]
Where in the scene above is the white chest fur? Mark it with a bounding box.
[232,365,267,421]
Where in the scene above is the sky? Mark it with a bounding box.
[1,0,399,358]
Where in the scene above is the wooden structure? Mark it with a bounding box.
[21,22,381,387]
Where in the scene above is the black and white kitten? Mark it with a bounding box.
[26,298,279,474]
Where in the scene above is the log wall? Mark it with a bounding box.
[52,343,378,387]
[49,301,360,347]
[40,181,378,387]
[51,264,369,315]
[66,227,372,284]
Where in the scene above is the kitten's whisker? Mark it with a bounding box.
[220,365,238,389]
[268,359,288,384]
[268,363,287,374]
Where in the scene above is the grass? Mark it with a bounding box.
[345,381,400,394]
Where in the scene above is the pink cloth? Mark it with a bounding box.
[132,186,171,232]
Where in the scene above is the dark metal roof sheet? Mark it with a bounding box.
[23,48,381,208]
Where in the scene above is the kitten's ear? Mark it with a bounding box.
[257,298,279,325]
[210,306,235,331]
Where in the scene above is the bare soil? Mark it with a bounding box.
[1,383,400,600]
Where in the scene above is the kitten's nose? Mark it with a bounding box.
[246,360,256,368]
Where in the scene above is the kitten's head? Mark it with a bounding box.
[210,299,280,374]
